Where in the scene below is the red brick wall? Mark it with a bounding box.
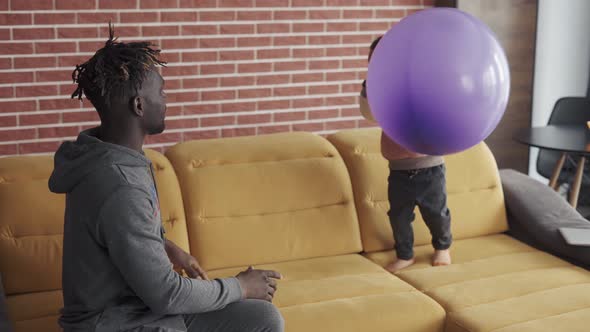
[0,0,432,156]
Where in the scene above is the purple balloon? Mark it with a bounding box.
[367,8,510,155]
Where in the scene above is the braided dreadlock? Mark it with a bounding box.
[71,22,166,112]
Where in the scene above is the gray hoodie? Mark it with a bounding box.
[49,128,243,332]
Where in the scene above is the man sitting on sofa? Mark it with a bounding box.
[48,24,283,332]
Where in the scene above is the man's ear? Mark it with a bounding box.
[131,96,144,117]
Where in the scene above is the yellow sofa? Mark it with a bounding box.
[328,129,590,332]
[1,128,589,332]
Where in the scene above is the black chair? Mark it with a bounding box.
[536,97,590,205]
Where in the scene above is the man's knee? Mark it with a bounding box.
[252,300,284,332]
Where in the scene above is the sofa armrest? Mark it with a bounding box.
[500,169,590,269]
[0,276,12,332]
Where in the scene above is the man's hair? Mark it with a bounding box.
[71,23,166,112]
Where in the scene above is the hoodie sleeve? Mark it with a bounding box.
[96,186,243,315]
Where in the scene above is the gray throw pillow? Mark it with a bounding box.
[500,169,590,269]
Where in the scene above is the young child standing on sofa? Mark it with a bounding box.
[360,37,452,273]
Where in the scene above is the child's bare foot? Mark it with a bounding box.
[432,249,451,266]
[385,258,415,273]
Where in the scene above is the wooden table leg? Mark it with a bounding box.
[569,156,586,208]
[549,152,567,190]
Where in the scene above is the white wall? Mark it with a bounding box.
[529,0,590,181]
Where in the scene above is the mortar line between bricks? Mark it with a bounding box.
[0,55,366,73]
[1,79,363,100]
[0,28,396,44]
[0,102,358,117]
[1,105,360,130]
[0,68,366,88]
[0,115,366,145]
[3,17,403,29]
[0,43,375,59]
[0,6,423,15]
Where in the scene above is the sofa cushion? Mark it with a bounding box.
[0,156,63,295]
[0,149,189,331]
[6,290,61,332]
[144,149,191,253]
[0,150,189,295]
[365,234,590,332]
[207,254,446,332]
[327,128,508,253]
[166,132,363,270]
[500,169,590,269]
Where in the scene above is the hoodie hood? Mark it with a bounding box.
[49,127,150,194]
